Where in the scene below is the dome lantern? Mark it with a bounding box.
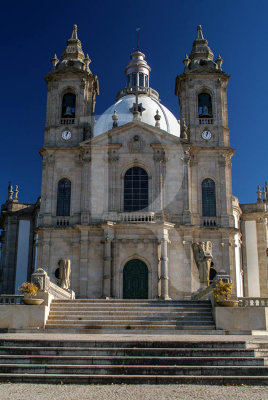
[124,50,151,90]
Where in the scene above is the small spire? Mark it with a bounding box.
[61,24,85,62]
[51,53,59,69]
[216,55,223,70]
[71,24,78,40]
[112,110,118,128]
[189,25,214,62]
[257,185,262,202]
[197,25,204,40]
[14,185,19,202]
[183,54,190,68]
[8,182,13,201]
[154,110,161,128]
[262,186,267,202]
[136,28,140,51]
[84,54,91,72]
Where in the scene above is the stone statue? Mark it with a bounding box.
[58,259,71,289]
[192,241,213,287]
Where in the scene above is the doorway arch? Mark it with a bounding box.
[123,259,148,299]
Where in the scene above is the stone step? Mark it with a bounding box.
[49,311,213,321]
[1,364,267,376]
[0,346,255,357]
[0,373,266,385]
[0,355,264,366]
[46,317,214,323]
[48,308,212,313]
[0,340,248,349]
[45,323,216,330]
[1,337,267,385]
[50,304,211,313]
[22,328,226,335]
[51,300,211,304]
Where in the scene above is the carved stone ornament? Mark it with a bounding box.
[127,135,146,153]
[31,268,50,292]
[108,149,119,162]
[42,153,55,167]
[180,120,189,139]
[153,148,166,162]
[80,78,86,89]
[80,149,91,162]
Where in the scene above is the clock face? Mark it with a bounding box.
[62,130,72,140]
[202,130,212,140]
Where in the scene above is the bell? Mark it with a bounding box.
[64,106,73,116]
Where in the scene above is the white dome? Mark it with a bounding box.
[94,94,180,137]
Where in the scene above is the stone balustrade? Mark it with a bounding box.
[119,212,155,222]
[0,295,24,305]
[238,297,268,307]
[199,117,213,125]
[31,268,75,304]
[201,217,218,227]
[60,118,75,125]
[56,218,70,227]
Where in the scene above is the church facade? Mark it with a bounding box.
[0,26,267,299]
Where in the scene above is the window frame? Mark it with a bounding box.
[201,178,216,217]
[56,178,71,217]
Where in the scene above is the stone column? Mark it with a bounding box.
[80,150,91,224]
[219,154,233,227]
[79,228,89,298]
[102,222,115,298]
[157,222,174,300]
[182,150,192,224]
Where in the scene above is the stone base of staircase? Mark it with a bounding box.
[0,336,267,385]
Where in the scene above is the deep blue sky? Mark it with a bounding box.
[1,0,267,207]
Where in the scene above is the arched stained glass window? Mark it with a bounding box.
[61,93,76,118]
[124,167,148,212]
[202,178,216,216]
[198,93,212,117]
[56,178,71,216]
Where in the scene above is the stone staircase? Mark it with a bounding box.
[45,299,216,333]
[0,337,267,384]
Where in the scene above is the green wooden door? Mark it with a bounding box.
[123,259,148,299]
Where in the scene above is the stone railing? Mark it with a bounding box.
[31,268,75,301]
[238,297,268,307]
[192,285,214,301]
[0,295,24,305]
[61,118,75,125]
[56,218,70,227]
[119,212,155,222]
[48,281,74,299]
[201,217,218,227]
[116,86,159,101]
[199,117,213,125]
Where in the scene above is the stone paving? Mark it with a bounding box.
[0,383,267,400]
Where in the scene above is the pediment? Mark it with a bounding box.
[80,120,181,148]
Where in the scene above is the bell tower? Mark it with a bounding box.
[175,25,229,148]
[175,26,234,228]
[44,25,99,147]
